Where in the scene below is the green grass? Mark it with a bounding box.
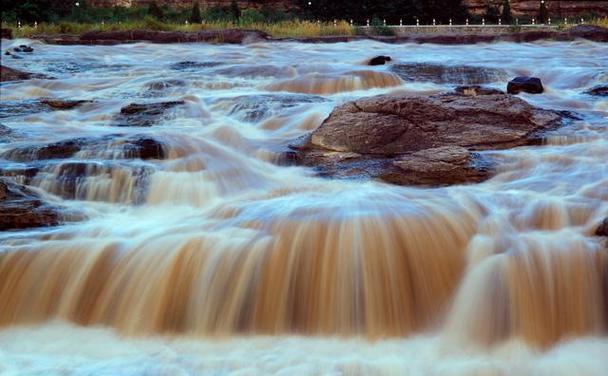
[2,19,356,39]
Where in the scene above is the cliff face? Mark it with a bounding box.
[464,1,608,18]
[89,0,608,18]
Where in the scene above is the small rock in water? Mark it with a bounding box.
[507,76,544,94]
[13,45,33,53]
[584,85,608,97]
[145,79,187,91]
[369,56,392,66]
[40,99,93,110]
[0,178,63,230]
[454,85,504,96]
[115,101,185,127]
[596,218,608,237]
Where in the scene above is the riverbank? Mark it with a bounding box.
[2,24,607,45]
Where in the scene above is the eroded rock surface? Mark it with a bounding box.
[293,93,562,186]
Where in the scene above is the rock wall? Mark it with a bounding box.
[464,1,608,18]
[88,0,608,18]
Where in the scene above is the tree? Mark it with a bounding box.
[190,0,202,23]
[484,3,499,23]
[539,0,547,23]
[230,0,241,21]
[501,0,512,24]
[147,0,164,20]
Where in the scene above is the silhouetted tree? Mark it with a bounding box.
[230,0,241,21]
[147,0,164,20]
[484,3,499,23]
[190,0,202,23]
[501,0,512,24]
[539,0,547,23]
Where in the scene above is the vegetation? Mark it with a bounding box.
[501,0,512,25]
[189,1,202,24]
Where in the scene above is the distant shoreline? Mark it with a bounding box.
[2,25,607,45]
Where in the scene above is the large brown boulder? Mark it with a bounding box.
[292,93,561,186]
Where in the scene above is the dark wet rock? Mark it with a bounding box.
[216,94,327,122]
[454,85,504,96]
[215,64,295,79]
[114,101,185,127]
[0,178,62,230]
[596,218,608,237]
[13,45,33,53]
[169,61,224,70]
[369,56,392,66]
[293,93,561,186]
[40,99,93,110]
[390,63,507,84]
[78,29,269,45]
[1,28,12,39]
[1,65,52,82]
[585,86,608,97]
[2,134,166,162]
[145,79,186,91]
[507,77,544,95]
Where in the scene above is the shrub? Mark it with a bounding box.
[147,1,164,21]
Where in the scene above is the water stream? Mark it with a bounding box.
[0,38,607,375]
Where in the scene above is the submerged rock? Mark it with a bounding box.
[596,218,608,237]
[2,134,166,162]
[585,85,608,97]
[454,85,504,96]
[293,93,561,186]
[0,65,52,82]
[114,101,185,127]
[390,63,507,84]
[0,179,62,230]
[214,94,326,122]
[40,99,93,110]
[169,61,224,70]
[145,79,187,92]
[368,56,392,66]
[507,76,544,94]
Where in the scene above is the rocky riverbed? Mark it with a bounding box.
[1,37,607,374]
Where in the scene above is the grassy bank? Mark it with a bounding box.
[2,19,356,39]
[2,17,606,40]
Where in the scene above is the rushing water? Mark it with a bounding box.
[0,38,607,375]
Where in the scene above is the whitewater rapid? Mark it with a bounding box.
[0,38,607,375]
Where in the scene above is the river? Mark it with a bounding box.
[0,38,607,375]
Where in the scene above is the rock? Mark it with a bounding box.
[369,56,392,66]
[0,65,51,82]
[0,179,63,231]
[294,93,561,186]
[391,63,507,84]
[169,61,224,70]
[0,124,13,140]
[507,76,544,94]
[145,79,186,91]
[13,45,33,53]
[596,218,608,237]
[40,99,93,110]
[2,134,166,162]
[585,85,608,97]
[114,101,185,127]
[214,94,326,122]
[454,85,504,96]
[1,28,12,39]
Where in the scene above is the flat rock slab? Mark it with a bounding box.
[293,93,562,186]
